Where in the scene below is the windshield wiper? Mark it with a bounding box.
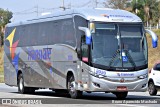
[109,49,136,68]
[109,49,120,67]
[124,50,136,68]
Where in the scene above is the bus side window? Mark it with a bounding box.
[81,35,89,63]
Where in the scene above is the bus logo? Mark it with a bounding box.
[6,28,20,73]
[120,78,125,83]
[117,73,134,77]
[101,14,109,18]
[6,28,20,60]
[28,48,52,61]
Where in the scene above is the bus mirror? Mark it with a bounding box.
[78,27,91,45]
[89,23,95,33]
[145,29,158,48]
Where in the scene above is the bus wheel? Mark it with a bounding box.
[18,74,28,94]
[114,92,128,99]
[148,82,157,96]
[67,75,82,99]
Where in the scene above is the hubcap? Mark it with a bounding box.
[149,83,153,94]
[69,81,76,94]
[19,78,23,91]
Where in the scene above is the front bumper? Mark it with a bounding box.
[86,75,148,92]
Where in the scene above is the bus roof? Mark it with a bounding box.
[7,8,142,27]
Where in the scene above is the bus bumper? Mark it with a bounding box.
[85,75,147,92]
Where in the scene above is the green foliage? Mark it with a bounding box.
[0,47,4,83]
[0,8,13,46]
[137,9,145,21]
[131,0,143,12]
[131,0,160,26]
[106,0,131,9]
[0,8,12,26]
[150,2,159,25]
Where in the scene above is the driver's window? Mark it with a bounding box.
[81,36,89,63]
[154,64,160,71]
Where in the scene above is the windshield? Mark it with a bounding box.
[91,23,148,71]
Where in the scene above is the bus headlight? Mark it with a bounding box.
[89,70,96,76]
[138,74,148,79]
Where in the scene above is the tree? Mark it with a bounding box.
[131,0,160,27]
[131,0,146,22]
[0,8,12,46]
[103,0,131,9]
[150,0,160,27]
[158,1,160,27]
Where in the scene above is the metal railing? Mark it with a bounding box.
[145,26,160,30]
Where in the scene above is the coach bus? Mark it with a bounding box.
[4,8,158,99]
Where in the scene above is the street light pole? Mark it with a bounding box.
[36,5,39,17]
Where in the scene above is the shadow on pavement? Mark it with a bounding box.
[11,91,160,100]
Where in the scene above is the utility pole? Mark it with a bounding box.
[95,0,98,8]
[60,0,65,11]
[35,5,39,17]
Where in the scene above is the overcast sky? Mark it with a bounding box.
[0,0,105,22]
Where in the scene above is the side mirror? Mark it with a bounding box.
[145,29,158,48]
[78,27,91,45]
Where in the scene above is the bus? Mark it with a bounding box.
[4,8,158,99]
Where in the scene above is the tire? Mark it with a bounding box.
[114,92,128,99]
[67,75,82,99]
[18,74,35,94]
[148,82,157,96]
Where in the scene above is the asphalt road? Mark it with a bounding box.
[0,83,160,107]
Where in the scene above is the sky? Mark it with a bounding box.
[0,0,105,22]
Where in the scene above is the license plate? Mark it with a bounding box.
[117,86,128,91]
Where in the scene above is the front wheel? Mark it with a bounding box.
[148,82,157,96]
[67,75,82,99]
[114,92,128,99]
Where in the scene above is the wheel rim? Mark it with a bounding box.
[69,81,76,94]
[149,83,154,94]
[19,78,23,91]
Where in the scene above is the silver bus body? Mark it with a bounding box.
[4,8,158,98]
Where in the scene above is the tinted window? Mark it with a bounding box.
[81,36,88,57]
[61,19,76,46]
[154,64,160,71]
[17,24,39,46]
[81,36,89,63]
[74,16,88,49]
[38,22,49,45]
[48,21,61,45]
[9,18,76,47]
